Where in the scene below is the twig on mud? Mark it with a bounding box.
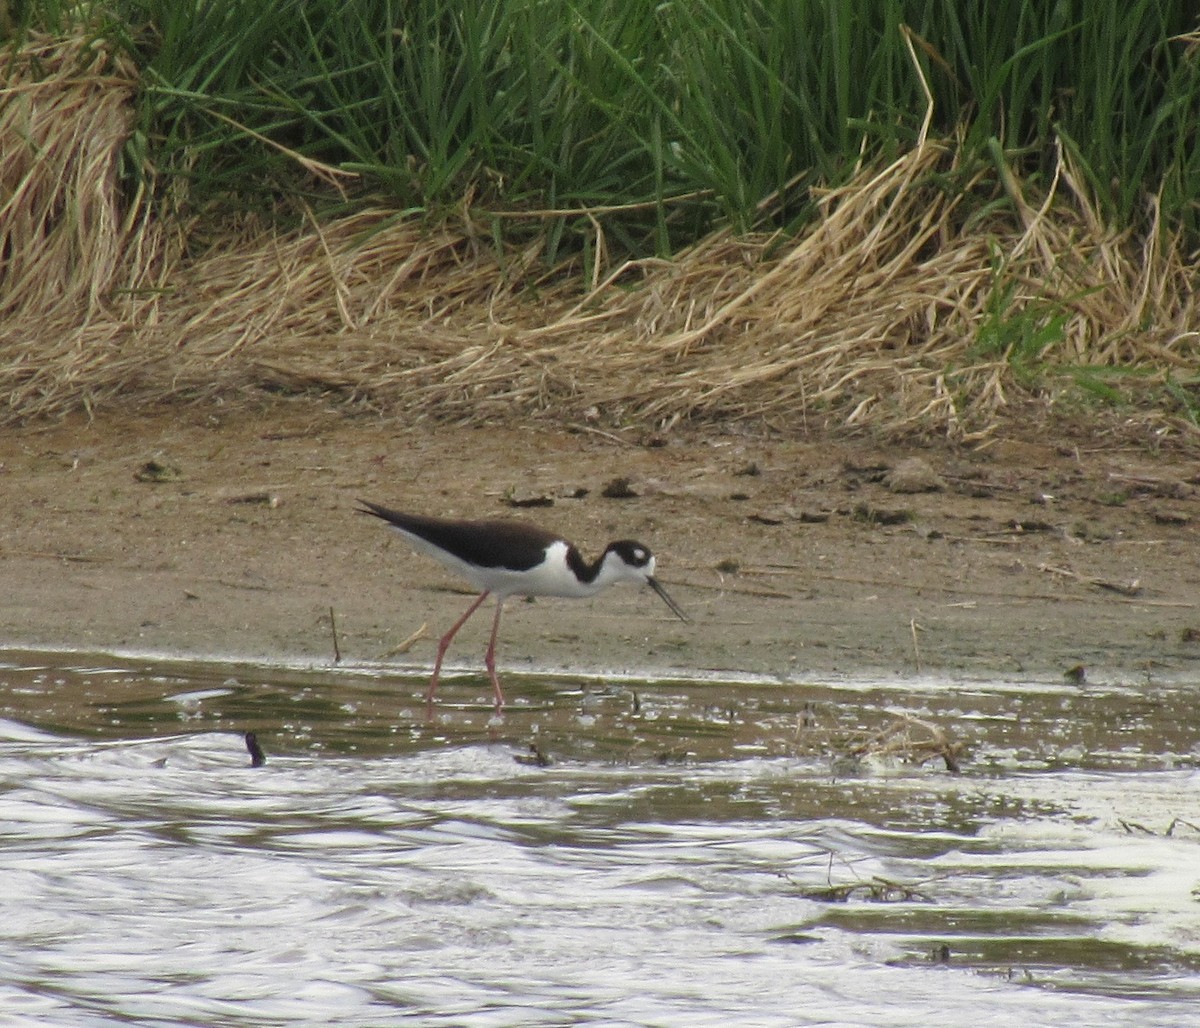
[1,548,105,563]
[940,473,1024,493]
[910,617,924,671]
[681,577,794,600]
[378,622,428,660]
[938,534,1024,545]
[1106,472,1191,499]
[329,606,342,664]
[1037,562,1142,597]
[734,565,1191,607]
[211,578,272,592]
[568,423,638,446]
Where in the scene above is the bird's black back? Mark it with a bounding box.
[358,501,564,573]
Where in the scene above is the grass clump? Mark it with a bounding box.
[1,1,1198,437]
[9,1,1200,242]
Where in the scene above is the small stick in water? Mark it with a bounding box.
[329,606,342,664]
[245,731,266,768]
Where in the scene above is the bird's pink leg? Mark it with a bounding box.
[484,599,506,711]
[426,591,490,710]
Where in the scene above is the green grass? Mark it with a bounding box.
[10,0,1200,251]
[969,241,1084,389]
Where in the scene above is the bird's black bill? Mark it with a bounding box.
[648,577,689,623]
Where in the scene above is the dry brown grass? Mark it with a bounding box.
[2,34,1197,439]
[0,33,138,320]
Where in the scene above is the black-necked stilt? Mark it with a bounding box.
[357,500,688,710]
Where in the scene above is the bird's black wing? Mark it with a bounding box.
[357,501,560,572]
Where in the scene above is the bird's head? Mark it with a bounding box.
[602,541,688,622]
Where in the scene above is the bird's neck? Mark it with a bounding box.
[564,545,625,591]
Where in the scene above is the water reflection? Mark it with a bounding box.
[0,650,1198,1026]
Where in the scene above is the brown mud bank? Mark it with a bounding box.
[1,399,1197,690]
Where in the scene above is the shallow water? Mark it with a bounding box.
[1,651,1198,1027]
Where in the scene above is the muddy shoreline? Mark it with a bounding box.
[2,399,1197,693]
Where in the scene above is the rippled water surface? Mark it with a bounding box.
[1,650,1198,1026]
